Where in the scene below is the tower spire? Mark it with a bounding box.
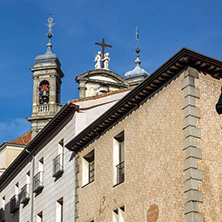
[136,26,139,48]
[135,27,141,66]
[124,27,149,86]
[46,14,55,54]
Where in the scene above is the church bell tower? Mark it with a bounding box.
[27,14,64,139]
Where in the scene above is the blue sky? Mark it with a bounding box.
[0,0,222,142]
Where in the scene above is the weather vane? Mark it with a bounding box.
[136,26,139,48]
[46,14,55,39]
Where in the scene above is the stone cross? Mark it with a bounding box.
[95,38,112,68]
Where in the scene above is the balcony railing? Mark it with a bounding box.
[52,154,64,177]
[33,171,44,193]
[20,184,30,204]
[10,195,19,213]
[0,208,5,222]
[38,105,49,113]
[116,161,124,184]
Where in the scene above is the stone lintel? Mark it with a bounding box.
[185,126,201,139]
[185,147,202,159]
[184,158,198,171]
[186,169,202,181]
[184,67,200,79]
[182,116,196,129]
[184,106,200,118]
[182,96,196,109]
[184,86,200,99]
[186,190,203,203]
[185,212,203,222]
[183,136,197,150]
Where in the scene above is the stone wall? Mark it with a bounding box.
[76,73,186,221]
[196,73,222,221]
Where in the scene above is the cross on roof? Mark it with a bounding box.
[95,38,112,68]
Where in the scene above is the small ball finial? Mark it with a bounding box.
[136,48,140,54]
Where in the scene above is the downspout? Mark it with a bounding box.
[26,150,35,222]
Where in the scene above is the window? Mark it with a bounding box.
[53,140,64,178]
[20,171,30,204]
[33,158,44,193]
[113,206,125,222]
[0,197,5,221]
[10,183,19,213]
[37,211,43,222]
[113,131,124,185]
[82,150,95,187]
[56,198,63,222]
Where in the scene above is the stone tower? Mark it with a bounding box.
[27,15,64,139]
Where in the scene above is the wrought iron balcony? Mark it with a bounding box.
[10,195,19,213]
[33,171,44,193]
[116,161,124,184]
[20,184,30,204]
[52,154,64,178]
[0,208,5,222]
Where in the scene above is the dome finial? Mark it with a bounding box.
[45,14,55,54]
[135,27,141,66]
[136,26,139,48]
[124,27,149,85]
[34,14,60,65]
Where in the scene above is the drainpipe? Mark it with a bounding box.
[26,150,35,222]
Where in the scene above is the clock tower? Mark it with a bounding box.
[27,15,64,139]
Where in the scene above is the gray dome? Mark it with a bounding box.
[124,57,149,81]
[35,42,61,66]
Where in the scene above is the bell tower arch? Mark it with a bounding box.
[27,15,64,139]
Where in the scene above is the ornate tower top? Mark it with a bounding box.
[35,14,60,66]
[45,14,55,54]
[28,14,64,139]
[124,27,149,86]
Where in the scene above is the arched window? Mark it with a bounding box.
[39,80,49,104]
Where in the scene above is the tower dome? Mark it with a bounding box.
[124,29,149,86]
[34,14,61,66]
[124,48,149,86]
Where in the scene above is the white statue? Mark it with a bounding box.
[102,53,110,70]
[94,51,102,69]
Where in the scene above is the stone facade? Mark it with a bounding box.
[76,69,129,99]
[71,66,222,222]
[76,73,187,221]
[196,73,222,221]
[27,56,64,139]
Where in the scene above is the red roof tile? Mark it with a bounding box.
[68,88,133,104]
[9,131,31,145]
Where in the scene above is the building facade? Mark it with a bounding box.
[66,48,222,222]
[0,89,129,222]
